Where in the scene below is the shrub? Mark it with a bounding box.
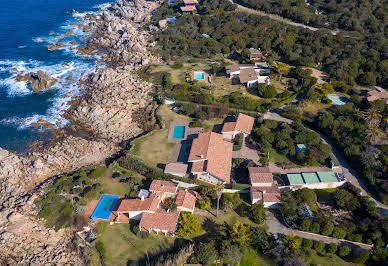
[310,222,320,233]
[196,111,209,120]
[233,133,244,151]
[326,243,338,253]
[250,203,266,225]
[321,222,334,236]
[314,240,325,253]
[177,212,201,237]
[338,246,351,257]
[257,84,277,98]
[303,239,313,250]
[299,218,312,231]
[95,241,105,258]
[332,227,346,239]
[190,120,204,128]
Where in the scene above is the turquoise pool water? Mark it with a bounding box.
[91,194,119,220]
[173,125,186,139]
[328,94,349,106]
[194,71,205,80]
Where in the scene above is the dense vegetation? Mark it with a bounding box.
[281,184,388,264]
[235,0,387,35]
[250,119,333,168]
[152,0,387,88]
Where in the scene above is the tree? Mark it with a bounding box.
[332,227,346,239]
[271,62,290,81]
[334,189,360,211]
[299,218,312,231]
[310,222,320,234]
[250,203,266,225]
[321,222,334,236]
[190,241,218,265]
[257,84,277,98]
[230,222,251,245]
[164,200,177,212]
[326,243,338,254]
[213,182,224,217]
[177,212,201,237]
[338,246,351,257]
[302,239,313,250]
[221,242,242,266]
[284,233,302,251]
[314,240,325,253]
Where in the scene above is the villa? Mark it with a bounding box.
[249,48,264,61]
[221,113,255,140]
[180,0,198,12]
[225,63,270,88]
[188,132,233,184]
[367,86,388,103]
[248,167,281,208]
[88,180,197,235]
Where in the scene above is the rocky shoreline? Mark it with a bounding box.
[0,0,163,264]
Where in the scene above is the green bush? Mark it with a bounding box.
[190,120,204,128]
[233,133,244,151]
[310,222,320,234]
[299,218,312,231]
[326,243,338,253]
[332,227,346,239]
[314,240,325,253]
[338,246,351,257]
[303,239,313,250]
[321,222,334,236]
[95,241,106,258]
[257,84,277,98]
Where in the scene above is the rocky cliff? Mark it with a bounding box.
[0,0,163,264]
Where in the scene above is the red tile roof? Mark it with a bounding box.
[249,167,273,184]
[181,5,196,11]
[149,180,178,194]
[164,163,188,175]
[188,132,233,183]
[191,160,206,172]
[221,122,237,133]
[115,193,160,212]
[139,211,180,233]
[239,68,258,83]
[175,189,197,211]
[235,113,254,134]
[251,186,281,203]
[184,0,198,4]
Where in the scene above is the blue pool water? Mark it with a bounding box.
[194,71,205,80]
[91,194,119,220]
[0,0,109,153]
[173,125,186,139]
[328,94,350,106]
[167,17,176,22]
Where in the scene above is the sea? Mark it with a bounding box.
[0,0,110,153]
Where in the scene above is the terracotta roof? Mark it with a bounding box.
[235,113,254,134]
[181,5,196,11]
[139,211,180,232]
[249,167,273,184]
[191,160,206,172]
[188,132,233,183]
[149,180,178,194]
[175,189,197,210]
[164,163,188,175]
[183,0,198,4]
[239,68,258,83]
[226,64,240,74]
[115,193,160,212]
[221,122,237,133]
[251,186,281,203]
[367,87,388,101]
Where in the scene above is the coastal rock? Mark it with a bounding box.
[65,30,75,36]
[46,42,66,51]
[14,71,57,92]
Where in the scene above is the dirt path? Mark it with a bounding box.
[229,0,338,35]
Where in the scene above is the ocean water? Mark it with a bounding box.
[0,0,110,153]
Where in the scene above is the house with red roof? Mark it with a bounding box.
[87,179,198,235]
[222,113,255,140]
[180,0,198,13]
[188,132,233,184]
[248,167,281,208]
[367,86,388,103]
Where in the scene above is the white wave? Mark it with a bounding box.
[94,2,112,9]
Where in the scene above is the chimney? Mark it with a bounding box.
[200,154,204,159]
[141,196,144,201]
[167,209,170,213]
[162,184,165,188]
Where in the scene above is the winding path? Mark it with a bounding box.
[229,0,338,35]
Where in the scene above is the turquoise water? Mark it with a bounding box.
[194,71,205,80]
[328,94,349,106]
[91,194,119,220]
[167,17,176,22]
[173,125,186,139]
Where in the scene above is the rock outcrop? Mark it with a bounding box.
[0,0,163,264]
[14,71,57,92]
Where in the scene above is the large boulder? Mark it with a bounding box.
[14,71,57,92]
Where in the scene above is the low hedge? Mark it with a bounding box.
[117,154,193,184]
[233,133,244,151]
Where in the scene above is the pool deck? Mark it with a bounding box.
[168,122,190,143]
[85,194,123,223]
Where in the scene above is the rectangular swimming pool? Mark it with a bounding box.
[173,125,186,139]
[194,71,205,80]
[328,94,349,106]
[91,194,119,220]
[167,17,176,22]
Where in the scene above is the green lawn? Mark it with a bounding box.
[97,222,176,266]
[240,248,273,266]
[303,250,360,266]
[269,148,299,168]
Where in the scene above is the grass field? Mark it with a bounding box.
[269,148,299,168]
[96,222,177,266]
[129,105,190,167]
[303,250,360,266]
[240,248,273,266]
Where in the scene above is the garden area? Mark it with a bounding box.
[280,183,388,264]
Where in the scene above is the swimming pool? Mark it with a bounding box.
[173,125,186,139]
[91,194,119,220]
[167,17,176,22]
[328,94,350,106]
[194,71,205,80]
